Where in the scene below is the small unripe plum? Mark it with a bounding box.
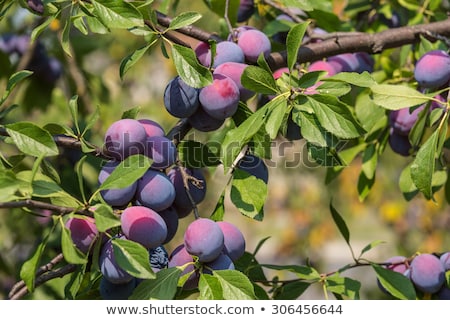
[137,119,165,137]
[414,50,450,89]
[236,29,271,63]
[120,206,168,249]
[164,76,200,118]
[409,253,446,294]
[216,221,246,261]
[205,41,245,68]
[104,119,147,161]
[237,153,269,184]
[99,277,137,300]
[98,160,137,208]
[135,169,176,211]
[144,135,177,170]
[167,167,207,211]
[214,62,254,101]
[184,218,224,262]
[188,106,225,132]
[99,237,134,284]
[65,216,98,254]
[199,74,240,120]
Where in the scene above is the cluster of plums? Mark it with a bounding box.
[62,115,269,299]
[388,50,450,156]
[379,252,450,299]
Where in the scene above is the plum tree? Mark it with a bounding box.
[120,206,168,249]
[184,218,224,263]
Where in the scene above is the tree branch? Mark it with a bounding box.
[0,199,93,217]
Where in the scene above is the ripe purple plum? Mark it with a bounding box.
[104,119,147,161]
[437,285,450,300]
[409,253,446,294]
[204,41,245,68]
[194,41,210,67]
[167,167,207,211]
[120,206,168,249]
[99,237,134,284]
[27,0,44,14]
[388,128,412,156]
[137,119,165,137]
[164,76,200,118]
[389,106,424,136]
[199,73,240,120]
[203,252,235,274]
[135,169,176,211]
[308,60,338,76]
[440,252,450,270]
[273,67,290,80]
[214,62,254,101]
[99,277,137,300]
[187,106,225,132]
[216,221,246,261]
[65,216,98,254]
[149,245,169,271]
[237,0,255,22]
[237,153,269,184]
[184,218,224,263]
[168,244,199,290]
[144,135,177,170]
[157,206,179,244]
[98,160,137,208]
[414,50,450,89]
[328,52,374,73]
[236,29,271,63]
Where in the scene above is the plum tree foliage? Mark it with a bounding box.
[0,0,450,300]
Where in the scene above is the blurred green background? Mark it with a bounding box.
[0,0,449,299]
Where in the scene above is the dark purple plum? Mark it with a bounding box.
[157,206,179,244]
[236,29,271,63]
[164,76,200,118]
[149,245,169,272]
[98,160,137,208]
[237,0,255,22]
[187,106,225,132]
[414,50,450,89]
[27,0,44,14]
[388,128,412,156]
[99,237,134,284]
[65,216,98,254]
[440,252,450,270]
[389,106,424,136]
[167,167,207,211]
[104,119,147,161]
[204,41,245,68]
[168,244,199,290]
[137,119,165,137]
[437,285,450,300]
[203,252,235,274]
[214,62,254,101]
[237,153,269,184]
[99,277,137,300]
[120,206,168,249]
[184,218,224,263]
[354,52,374,73]
[144,135,177,170]
[194,41,210,67]
[409,253,446,294]
[199,73,240,120]
[135,169,176,211]
[327,53,374,73]
[216,221,245,261]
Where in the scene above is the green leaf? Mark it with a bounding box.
[69,95,81,135]
[212,270,256,300]
[167,11,202,30]
[315,81,351,97]
[273,281,311,300]
[293,110,333,147]
[230,168,267,220]
[359,240,386,257]
[92,0,144,29]
[203,0,239,25]
[286,22,310,71]
[357,171,375,202]
[265,98,288,139]
[61,14,73,57]
[171,43,213,88]
[178,140,221,168]
[121,106,141,119]
[93,204,121,232]
[61,219,89,264]
[372,264,416,300]
[1,70,33,105]
[112,238,155,279]
[130,267,181,299]
[260,264,321,281]
[306,95,365,139]
[0,169,30,202]
[330,202,350,245]
[96,154,152,192]
[19,242,46,292]
[198,274,223,299]
[370,84,431,110]
[5,122,59,157]
[325,72,376,87]
[210,191,225,221]
[241,66,279,95]
[410,130,439,200]
[120,41,156,80]
[325,274,361,299]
